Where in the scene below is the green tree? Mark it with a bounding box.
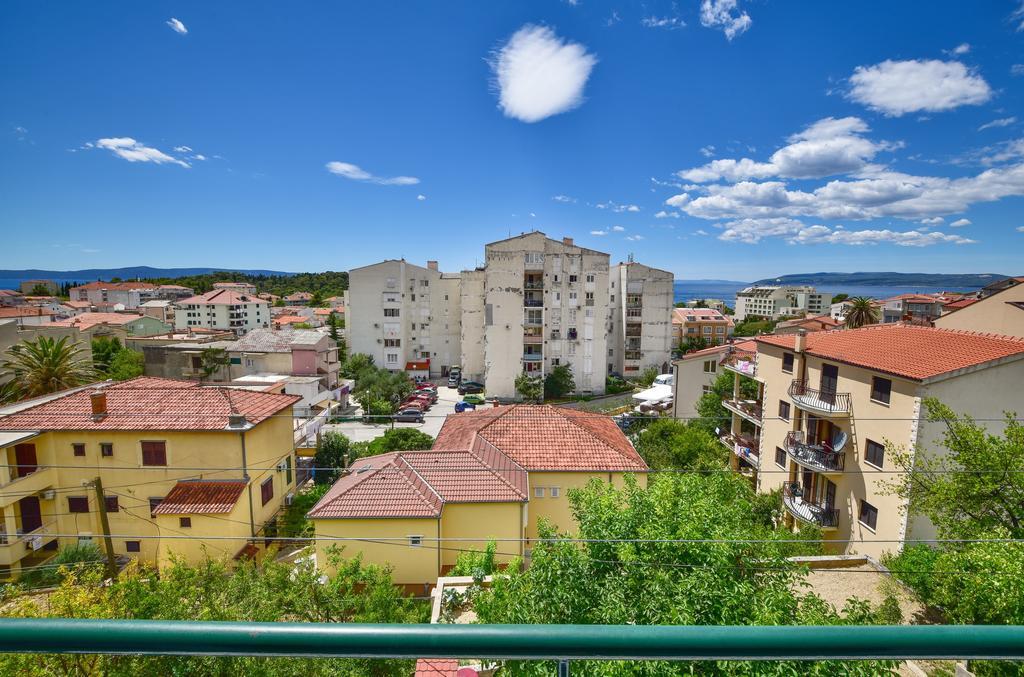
[733,316,777,337]
[843,296,879,329]
[29,283,51,296]
[680,335,709,354]
[636,366,659,387]
[351,367,413,415]
[364,428,434,456]
[107,349,144,381]
[543,363,575,399]
[309,290,325,307]
[273,298,286,307]
[199,347,230,381]
[471,472,896,676]
[0,379,21,404]
[326,312,342,343]
[314,431,352,485]
[515,373,543,402]
[91,336,123,375]
[635,419,727,470]
[2,336,95,397]
[693,371,758,436]
[341,353,374,379]
[831,293,849,304]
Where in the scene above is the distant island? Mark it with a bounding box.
[0,266,295,282]
[750,272,1009,289]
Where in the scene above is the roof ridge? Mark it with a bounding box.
[394,455,445,508]
[551,406,638,465]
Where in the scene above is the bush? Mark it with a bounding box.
[881,544,941,603]
[636,366,660,387]
[314,431,351,485]
[450,540,498,577]
[543,364,575,399]
[19,543,105,588]
[279,484,330,537]
[605,375,633,394]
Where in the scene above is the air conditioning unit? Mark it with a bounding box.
[284,492,295,506]
[40,489,56,501]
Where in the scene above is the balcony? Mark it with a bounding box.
[0,467,55,508]
[783,483,839,529]
[624,351,642,361]
[722,398,762,425]
[625,327,641,337]
[524,299,543,308]
[523,329,543,345]
[722,355,757,378]
[720,432,759,463]
[524,279,544,290]
[785,431,845,473]
[524,316,543,327]
[0,525,51,566]
[788,380,851,416]
[523,353,543,362]
[567,329,578,340]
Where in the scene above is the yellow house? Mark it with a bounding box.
[309,404,649,588]
[0,376,300,578]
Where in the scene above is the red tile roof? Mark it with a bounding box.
[153,480,247,515]
[273,315,307,325]
[72,281,157,291]
[679,339,758,361]
[942,298,979,310]
[672,308,734,327]
[776,314,841,331]
[0,376,300,431]
[756,324,1024,381]
[49,312,145,329]
[179,290,268,305]
[414,659,464,676]
[0,307,54,318]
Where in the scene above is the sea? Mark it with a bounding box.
[673,281,972,306]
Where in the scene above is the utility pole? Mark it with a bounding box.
[90,477,118,580]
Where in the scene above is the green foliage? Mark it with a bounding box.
[199,347,230,381]
[351,366,413,415]
[831,293,849,304]
[309,290,325,307]
[679,335,709,354]
[635,366,660,387]
[364,428,434,456]
[471,473,895,676]
[0,551,424,676]
[28,284,52,296]
[18,543,105,589]
[733,316,777,337]
[107,349,144,381]
[291,322,313,329]
[515,373,543,402]
[135,270,349,298]
[1,336,95,398]
[604,375,633,394]
[544,363,576,398]
[450,540,498,577]
[279,484,330,537]
[844,296,879,329]
[341,353,374,379]
[91,336,123,375]
[314,431,351,484]
[881,544,940,603]
[635,419,727,471]
[692,371,758,436]
[0,380,20,405]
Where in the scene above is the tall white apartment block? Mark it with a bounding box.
[347,260,461,377]
[609,262,674,376]
[734,285,826,321]
[174,289,270,335]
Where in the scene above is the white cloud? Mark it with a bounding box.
[641,16,685,30]
[625,234,645,241]
[552,194,577,203]
[590,229,608,236]
[611,225,625,231]
[166,18,187,35]
[1013,2,1024,31]
[700,0,752,40]
[606,11,621,27]
[847,59,992,117]
[490,25,597,123]
[665,193,691,208]
[1013,64,1024,77]
[654,210,680,219]
[81,248,101,254]
[94,137,190,167]
[950,218,971,227]
[678,117,891,183]
[979,117,1017,131]
[417,194,427,201]
[1017,226,1024,232]
[694,229,709,236]
[949,43,970,55]
[325,161,419,185]
[596,201,640,212]
[699,145,716,158]
[173,145,192,153]
[192,154,206,161]
[920,216,944,225]
[788,225,975,247]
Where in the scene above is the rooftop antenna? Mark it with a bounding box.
[627,253,635,263]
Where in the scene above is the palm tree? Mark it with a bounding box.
[0,379,22,404]
[844,296,880,329]
[2,336,96,398]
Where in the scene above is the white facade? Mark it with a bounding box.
[609,262,674,377]
[347,260,462,377]
[174,290,270,335]
[734,285,826,321]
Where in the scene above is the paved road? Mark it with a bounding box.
[320,385,491,443]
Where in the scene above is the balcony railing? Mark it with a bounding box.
[524,317,543,327]
[524,280,544,290]
[788,380,851,416]
[624,351,642,361]
[720,432,759,462]
[524,299,543,308]
[785,431,845,473]
[523,353,543,362]
[523,332,543,344]
[783,483,839,529]
[722,398,762,424]
[625,327,641,337]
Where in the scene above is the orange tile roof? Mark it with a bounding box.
[72,281,157,291]
[776,314,841,331]
[0,307,54,318]
[672,308,734,327]
[679,339,758,361]
[942,298,979,310]
[153,480,247,515]
[49,312,144,329]
[0,376,300,431]
[414,659,462,676]
[179,290,268,305]
[756,324,1024,381]
[273,315,308,325]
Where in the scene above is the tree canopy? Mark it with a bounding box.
[544,364,575,399]
[635,418,727,471]
[1,336,95,399]
[693,371,758,436]
[515,373,543,402]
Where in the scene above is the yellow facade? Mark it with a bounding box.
[439,502,523,569]
[0,407,296,578]
[314,517,440,587]
[525,471,647,540]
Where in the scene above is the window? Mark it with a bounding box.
[72,443,85,457]
[68,496,89,513]
[179,517,192,528]
[386,353,399,363]
[149,497,163,517]
[550,487,561,498]
[586,274,594,283]
[865,439,885,468]
[568,274,578,283]
[702,385,713,394]
[383,308,400,317]
[859,500,878,531]
[141,441,167,466]
[782,352,794,373]
[125,541,141,553]
[715,327,725,334]
[703,360,717,373]
[534,487,545,498]
[260,477,274,506]
[104,496,119,513]
[775,447,786,469]
[408,535,423,547]
[285,456,293,485]
[383,339,400,347]
[778,400,790,421]
[100,443,113,457]
[870,376,892,404]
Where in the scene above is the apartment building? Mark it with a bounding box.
[671,307,734,347]
[174,289,270,335]
[70,282,159,310]
[672,339,756,421]
[0,377,300,577]
[309,404,648,586]
[212,281,258,295]
[50,312,171,337]
[609,262,674,376]
[0,307,54,327]
[734,285,826,321]
[19,280,57,295]
[879,294,945,325]
[934,276,1024,337]
[717,325,1024,558]
[347,260,462,377]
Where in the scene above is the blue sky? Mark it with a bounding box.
[2,1,1023,280]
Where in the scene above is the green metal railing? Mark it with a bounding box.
[0,620,1022,661]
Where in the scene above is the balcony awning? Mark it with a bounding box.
[0,431,40,448]
[632,384,672,403]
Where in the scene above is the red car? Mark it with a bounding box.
[401,394,432,410]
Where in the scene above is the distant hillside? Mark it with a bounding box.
[752,272,1010,289]
[0,266,294,281]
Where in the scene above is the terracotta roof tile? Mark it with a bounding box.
[0,307,55,318]
[72,281,157,291]
[153,480,247,515]
[179,290,268,305]
[308,453,444,519]
[756,324,1024,381]
[49,312,145,329]
[414,659,462,676]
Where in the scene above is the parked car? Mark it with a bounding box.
[458,381,485,395]
[462,393,486,406]
[399,399,427,411]
[401,395,432,410]
[454,401,476,413]
[415,382,436,391]
[447,374,461,387]
[394,408,425,423]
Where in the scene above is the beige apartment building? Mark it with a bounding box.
[347,260,462,377]
[934,276,1024,337]
[609,262,674,376]
[174,289,270,335]
[671,307,734,346]
[733,285,826,321]
[718,324,1024,559]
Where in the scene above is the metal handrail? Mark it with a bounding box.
[788,380,851,415]
[783,483,840,528]
[0,619,1022,660]
[785,432,845,472]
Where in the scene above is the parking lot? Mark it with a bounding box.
[320,385,492,443]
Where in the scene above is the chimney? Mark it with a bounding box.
[563,236,574,247]
[794,329,807,354]
[90,391,107,420]
[426,260,439,271]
